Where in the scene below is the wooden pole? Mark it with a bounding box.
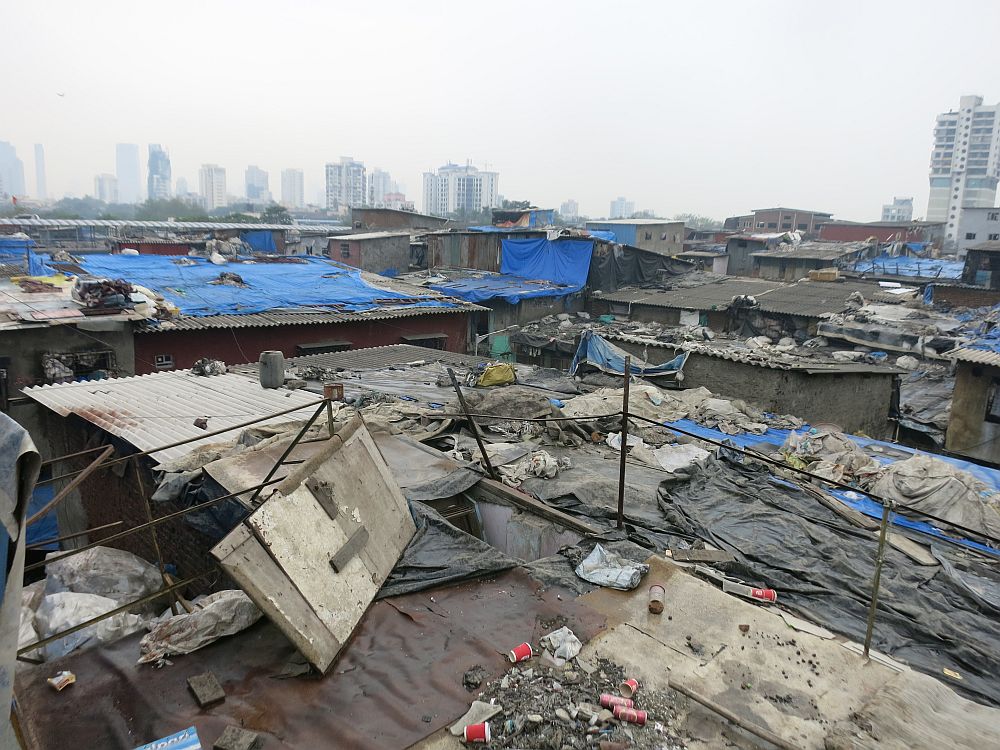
[446,367,500,481]
[863,500,893,660]
[26,444,114,525]
[617,356,631,530]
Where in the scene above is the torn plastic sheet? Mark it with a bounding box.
[376,502,519,599]
[659,456,1000,706]
[575,543,649,590]
[539,625,582,662]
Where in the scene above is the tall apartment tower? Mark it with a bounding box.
[881,197,913,223]
[368,169,392,206]
[927,95,1000,244]
[34,144,47,200]
[281,168,305,209]
[147,144,172,200]
[325,157,367,212]
[0,141,26,198]
[610,196,635,219]
[421,163,499,215]
[94,173,119,203]
[245,165,270,202]
[116,143,142,203]
[199,164,227,211]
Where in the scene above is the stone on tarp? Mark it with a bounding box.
[214,725,261,750]
[187,671,225,708]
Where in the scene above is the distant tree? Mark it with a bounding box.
[260,203,292,224]
[673,212,722,230]
[631,209,660,219]
[134,198,209,221]
[40,196,109,219]
[214,212,259,223]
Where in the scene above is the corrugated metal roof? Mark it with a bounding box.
[328,232,411,241]
[949,347,1000,366]
[754,280,882,317]
[24,371,321,462]
[599,278,782,310]
[750,241,871,260]
[0,218,349,233]
[137,305,478,333]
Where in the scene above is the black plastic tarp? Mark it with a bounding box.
[657,457,1000,707]
[377,501,519,599]
[588,244,692,293]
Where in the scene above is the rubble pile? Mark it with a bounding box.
[469,656,689,750]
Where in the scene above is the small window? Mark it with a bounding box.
[660,232,667,241]
[644,231,652,241]
[340,242,351,258]
[401,333,448,350]
[767,222,778,229]
[966,232,977,240]
[990,233,1000,241]
[737,240,748,248]
[154,354,174,370]
[989,212,999,221]
[797,223,808,231]
[986,378,1000,423]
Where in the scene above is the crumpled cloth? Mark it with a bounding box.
[540,625,582,662]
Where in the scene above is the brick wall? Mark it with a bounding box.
[932,284,1000,309]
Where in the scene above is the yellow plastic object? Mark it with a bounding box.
[477,362,517,387]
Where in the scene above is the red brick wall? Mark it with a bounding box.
[133,313,473,374]
[932,284,1000,309]
[819,224,932,243]
[117,242,194,256]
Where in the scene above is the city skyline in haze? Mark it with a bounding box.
[2,1,999,220]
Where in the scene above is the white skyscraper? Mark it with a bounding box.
[368,169,393,206]
[0,141,26,199]
[245,165,270,202]
[94,173,119,203]
[199,164,227,211]
[281,168,305,209]
[927,95,1000,245]
[325,157,366,212]
[560,199,579,219]
[147,144,172,200]
[116,143,142,203]
[610,197,635,219]
[881,197,913,223]
[421,163,499,215]
[34,144,47,200]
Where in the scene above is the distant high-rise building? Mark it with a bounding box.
[422,162,499,215]
[368,168,392,206]
[175,177,189,196]
[0,141,26,199]
[560,199,579,219]
[147,144,171,200]
[245,165,270,202]
[34,144,47,200]
[881,197,913,223]
[116,144,142,203]
[325,157,367,212]
[281,168,305,209]
[199,164,227,211]
[610,196,635,219]
[928,95,1000,245]
[94,173,119,203]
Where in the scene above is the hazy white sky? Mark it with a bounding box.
[3,0,999,220]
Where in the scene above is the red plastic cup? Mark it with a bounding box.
[619,677,640,698]
[508,642,532,663]
[464,722,491,743]
[613,705,648,725]
[599,693,633,709]
[749,588,777,602]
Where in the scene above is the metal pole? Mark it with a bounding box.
[446,367,500,481]
[133,457,188,614]
[24,475,289,573]
[617,355,631,530]
[26,444,114,525]
[244,400,329,507]
[18,572,210,656]
[36,397,327,486]
[863,499,893,660]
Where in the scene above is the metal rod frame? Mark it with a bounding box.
[446,367,500,481]
[27,445,114,525]
[617,356,631,529]
[863,500,894,659]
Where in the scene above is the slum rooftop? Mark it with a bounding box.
[749,240,873,260]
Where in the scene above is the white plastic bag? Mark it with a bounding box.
[45,546,162,609]
[540,626,582,662]
[138,590,262,664]
[35,592,145,660]
[575,544,649,591]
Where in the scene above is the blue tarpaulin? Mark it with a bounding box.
[0,236,48,275]
[658,417,1000,557]
[75,255,457,316]
[240,230,277,253]
[852,254,963,279]
[586,230,618,242]
[500,238,593,289]
[428,272,579,304]
[570,330,688,377]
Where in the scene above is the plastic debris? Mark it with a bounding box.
[540,625,582,662]
[575,544,649,590]
[47,671,76,691]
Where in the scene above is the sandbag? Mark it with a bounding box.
[138,590,262,664]
[35,592,145,660]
